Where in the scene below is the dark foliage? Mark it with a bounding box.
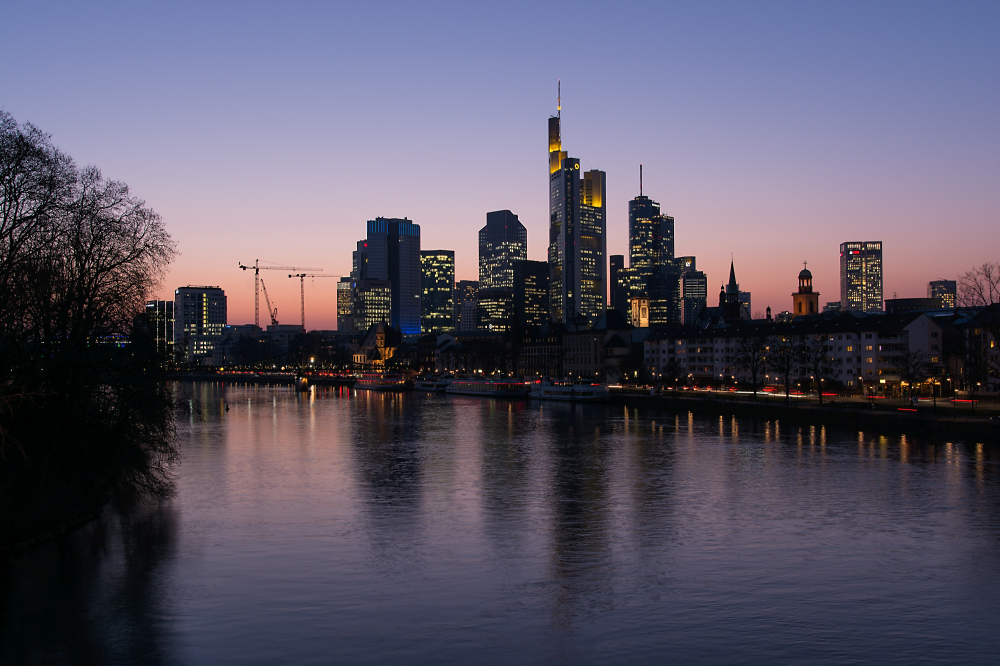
[0,111,177,550]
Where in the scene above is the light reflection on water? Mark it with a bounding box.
[3,382,1000,664]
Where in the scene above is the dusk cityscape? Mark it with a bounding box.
[2,3,999,664]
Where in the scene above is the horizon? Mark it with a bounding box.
[3,2,997,329]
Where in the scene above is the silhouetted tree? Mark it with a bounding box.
[800,334,835,404]
[734,331,768,396]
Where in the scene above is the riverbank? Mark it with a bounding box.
[611,389,999,442]
[168,371,355,387]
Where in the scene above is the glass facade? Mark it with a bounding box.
[421,250,455,333]
[514,260,550,328]
[840,241,883,312]
[360,218,422,335]
[337,278,353,333]
[352,279,391,335]
[173,286,227,364]
[928,279,956,308]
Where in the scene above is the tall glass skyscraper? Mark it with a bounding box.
[357,217,422,335]
[420,250,455,333]
[547,90,606,326]
[478,210,526,332]
[840,241,883,312]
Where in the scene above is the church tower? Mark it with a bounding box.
[792,262,820,317]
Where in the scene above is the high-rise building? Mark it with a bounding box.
[479,210,527,290]
[840,241,883,312]
[337,277,353,333]
[477,210,526,333]
[352,279,391,335]
[174,286,227,364]
[628,196,674,280]
[514,260,550,328]
[547,90,606,326]
[455,280,479,332]
[359,217,422,334]
[421,250,455,333]
[609,255,627,316]
[143,300,175,359]
[680,269,707,324]
[928,279,956,309]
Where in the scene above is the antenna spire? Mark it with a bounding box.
[557,80,561,119]
[640,164,643,196]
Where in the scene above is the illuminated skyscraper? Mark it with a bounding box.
[361,217,422,335]
[455,280,480,332]
[840,241,883,312]
[174,286,227,364]
[337,277,353,333]
[514,260,550,327]
[609,255,627,315]
[477,210,526,332]
[420,250,455,333]
[680,268,707,324]
[547,86,606,326]
[352,279,391,334]
[928,279,956,309]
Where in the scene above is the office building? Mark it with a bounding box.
[477,288,514,332]
[174,286,227,364]
[357,217,422,335]
[352,279,391,335]
[928,279,956,309]
[479,210,527,290]
[609,255,627,315]
[680,269,707,325]
[337,277,353,333]
[547,90,607,326]
[628,194,674,281]
[514,260,550,328]
[143,300,175,359]
[455,280,480,332]
[421,250,455,333]
[840,241,883,312]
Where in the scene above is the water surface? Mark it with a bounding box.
[3,382,999,664]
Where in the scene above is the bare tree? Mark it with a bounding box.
[800,335,835,404]
[958,263,1000,388]
[769,337,799,401]
[734,331,768,396]
[893,348,931,403]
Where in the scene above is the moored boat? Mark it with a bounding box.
[529,380,609,402]
[414,376,451,392]
[446,377,529,398]
[354,373,411,391]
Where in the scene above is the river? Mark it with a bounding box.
[3,382,999,664]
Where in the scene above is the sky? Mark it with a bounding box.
[2,1,998,330]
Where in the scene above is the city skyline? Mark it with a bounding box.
[2,3,997,329]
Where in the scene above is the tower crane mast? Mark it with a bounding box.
[288,273,337,329]
[238,259,322,327]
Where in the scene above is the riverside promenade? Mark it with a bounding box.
[610,387,999,443]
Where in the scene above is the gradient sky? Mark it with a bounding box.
[3,1,998,329]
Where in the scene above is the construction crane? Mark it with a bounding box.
[288,273,338,329]
[238,259,322,327]
[260,278,279,325]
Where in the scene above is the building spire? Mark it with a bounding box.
[557,79,561,119]
[640,164,643,196]
[728,259,737,288]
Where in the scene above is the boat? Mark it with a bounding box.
[529,380,610,402]
[414,376,451,392]
[446,377,530,398]
[354,373,411,391]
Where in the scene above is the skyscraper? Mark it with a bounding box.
[840,241,883,312]
[455,280,480,332]
[547,87,606,326]
[680,269,707,324]
[337,277,353,333]
[359,217,422,334]
[420,250,455,333]
[174,286,227,364]
[928,279,956,309]
[352,279,391,335]
[514,260,550,328]
[143,300,175,359]
[477,210,527,332]
[609,255,627,316]
[626,176,679,325]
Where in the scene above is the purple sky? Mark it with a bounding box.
[3,2,998,329]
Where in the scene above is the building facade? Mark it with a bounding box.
[352,279,391,335]
[337,277,353,333]
[928,279,957,309]
[514,259,550,328]
[680,269,707,325]
[174,286,227,365]
[357,217,422,335]
[420,249,455,333]
[144,300,175,360]
[455,280,479,332]
[547,98,606,326]
[840,241,883,312]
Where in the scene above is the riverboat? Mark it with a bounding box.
[446,378,530,398]
[354,373,411,391]
[529,380,610,402]
[414,376,451,392]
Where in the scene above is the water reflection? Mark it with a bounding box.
[3,384,1000,665]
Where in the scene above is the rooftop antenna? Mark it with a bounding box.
[557,80,561,119]
[640,164,643,196]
